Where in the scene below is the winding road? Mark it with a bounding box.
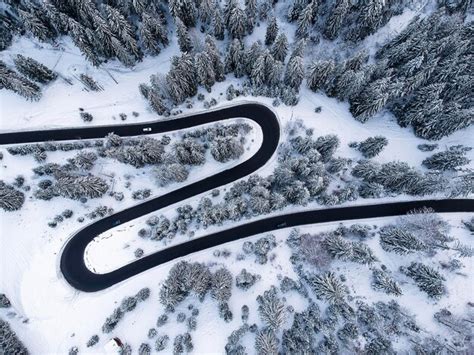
[1,103,472,292]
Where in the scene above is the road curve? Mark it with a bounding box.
[1,103,473,292]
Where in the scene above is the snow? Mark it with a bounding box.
[1,2,473,352]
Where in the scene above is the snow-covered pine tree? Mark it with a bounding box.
[148,90,168,115]
[18,7,55,42]
[353,0,386,40]
[0,181,25,212]
[304,271,348,304]
[195,51,216,92]
[284,53,304,90]
[67,17,101,66]
[225,39,245,77]
[175,17,192,52]
[379,226,425,254]
[422,147,470,171]
[307,60,335,91]
[223,0,238,25]
[257,286,286,331]
[211,267,233,303]
[245,0,257,33]
[323,0,350,40]
[401,262,446,299]
[255,329,278,355]
[264,16,278,45]
[295,0,317,39]
[228,6,246,39]
[140,13,169,55]
[13,55,57,84]
[244,41,263,76]
[271,33,288,62]
[350,77,391,122]
[356,136,388,158]
[166,54,198,103]
[199,0,215,25]
[205,36,225,81]
[104,4,142,60]
[371,268,402,296]
[169,0,197,27]
[287,0,307,22]
[0,61,42,101]
[213,6,225,40]
[55,175,109,200]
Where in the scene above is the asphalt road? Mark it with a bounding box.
[1,103,472,292]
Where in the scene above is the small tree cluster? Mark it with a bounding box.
[14,54,57,83]
[422,146,471,171]
[102,288,150,333]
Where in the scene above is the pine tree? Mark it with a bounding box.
[18,8,55,42]
[205,36,225,81]
[175,17,192,52]
[284,54,304,90]
[195,51,216,92]
[225,39,245,76]
[148,90,168,115]
[13,55,57,84]
[141,13,169,55]
[0,181,25,212]
[350,78,391,122]
[255,329,278,355]
[169,0,197,27]
[371,269,402,296]
[379,226,425,254]
[422,147,470,171]
[228,6,246,39]
[307,60,335,91]
[55,175,109,200]
[402,262,446,299]
[287,0,307,22]
[271,33,289,62]
[245,0,257,33]
[67,18,101,66]
[104,4,142,60]
[257,286,286,331]
[213,6,225,40]
[304,272,348,304]
[199,0,215,24]
[295,0,317,39]
[211,268,233,303]
[323,0,350,40]
[356,136,388,158]
[0,62,42,101]
[264,16,278,45]
[355,0,385,40]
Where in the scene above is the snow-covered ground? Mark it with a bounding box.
[1,211,472,352]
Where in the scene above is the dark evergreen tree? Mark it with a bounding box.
[14,54,57,84]
[271,33,288,62]
[324,0,350,40]
[264,16,278,45]
[175,17,192,52]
